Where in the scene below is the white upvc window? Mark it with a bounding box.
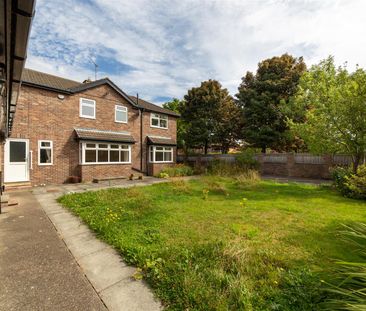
[81,142,131,164]
[38,140,53,165]
[149,146,173,163]
[115,105,128,123]
[150,113,168,129]
[80,98,96,119]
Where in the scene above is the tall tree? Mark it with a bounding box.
[182,80,240,154]
[162,98,187,151]
[236,54,306,153]
[289,57,366,172]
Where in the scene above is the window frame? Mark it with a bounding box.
[79,98,96,119]
[115,105,128,123]
[150,113,168,129]
[149,145,173,163]
[80,141,131,165]
[38,140,53,166]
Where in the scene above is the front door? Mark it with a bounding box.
[4,139,29,182]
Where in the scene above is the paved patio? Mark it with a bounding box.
[0,177,167,311]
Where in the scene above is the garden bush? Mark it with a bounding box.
[236,149,260,170]
[331,165,366,200]
[157,164,193,178]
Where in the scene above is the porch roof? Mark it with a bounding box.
[74,128,135,143]
[147,136,176,146]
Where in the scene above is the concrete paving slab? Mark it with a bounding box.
[63,230,108,259]
[32,177,166,311]
[100,278,162,311]
[0,191,107,311]
[78,247,136,292]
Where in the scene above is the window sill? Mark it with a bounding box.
[79,115,96,119]
[150,125,168,130]
[80,162,132,165]
[38,163,53,166]
[150,161,174,164]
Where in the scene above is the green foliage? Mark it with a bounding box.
[331,166,354,196]
[162,98,187,150]
[157,164,193,178]
[331,165,366,200]
[345,165,366,200]
[236,53,307,152]
[289,57,366,171]
[207,156,259,178]
[182,80,241,154]
[236,149,260,170]
[324,223,366,310]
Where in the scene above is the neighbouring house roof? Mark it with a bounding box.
[21,68,179,117]
[147,136,177,146]
[74,128,136,144]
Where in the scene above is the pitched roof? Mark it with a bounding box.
[129,96,180,117]
[147,136,176,146]
[22,68,81,91]
[21,68,180,117]
[74,128,135,143]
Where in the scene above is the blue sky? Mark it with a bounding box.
[26,0,366,105]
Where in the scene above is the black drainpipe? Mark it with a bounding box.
[137,94,144,172]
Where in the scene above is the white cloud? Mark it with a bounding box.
[26,0,366,104]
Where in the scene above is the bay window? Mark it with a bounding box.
[81,142,131,164]
[149,146,173,163]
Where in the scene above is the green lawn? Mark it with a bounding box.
[59,177,366,310]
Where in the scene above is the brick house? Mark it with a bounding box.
[3,69,179,185]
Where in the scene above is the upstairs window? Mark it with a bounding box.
[80,98,96,119]
[115,105,128,123]
[38,140,53,165]
[151,113,168,129]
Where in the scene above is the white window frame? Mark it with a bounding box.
[150,113,168,129]
[115,105,128,123]
[80,141,131,165]
[38,140,53,166]
[79,98,96,119]
[149,145,173,163]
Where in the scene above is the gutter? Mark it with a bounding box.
[3,0,37,137]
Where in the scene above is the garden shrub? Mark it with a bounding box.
[345,165,366,200]
[157,164,193,178]
[207,156,260,178]
[330,166,353,196]
[331,165,366,200]
[236,149,260,170]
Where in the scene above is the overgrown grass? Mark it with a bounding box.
[58,177,366,310]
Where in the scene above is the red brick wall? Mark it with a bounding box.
[9,84,177,185]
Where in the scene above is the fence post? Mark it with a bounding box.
[257,153,264,175]
[287,153,295,177]
[322,154,333,179]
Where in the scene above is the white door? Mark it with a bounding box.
[4,139,30,182]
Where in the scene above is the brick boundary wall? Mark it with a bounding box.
[178,153,352,180]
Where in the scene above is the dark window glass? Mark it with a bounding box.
[110,150,119,162]
[164,151,172,162]
[98,150,108,162]
[155,151,164,162]
[120,150,129,162]
[40,149,52,164]
[10,141,26,162]
[85,149,96,163]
